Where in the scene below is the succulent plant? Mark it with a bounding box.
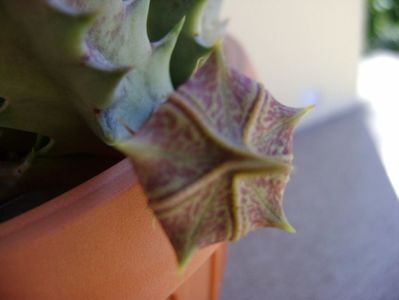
[0,0,211,206]
[0,0,310,269]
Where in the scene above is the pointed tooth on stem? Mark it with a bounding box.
[150,17,186,67]
[74,65,132,108]
[147,17,185,102]
[274,214,296,233]
[288,105,315,127]
[42,2,99,58]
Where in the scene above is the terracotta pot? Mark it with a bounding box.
[0,159,227,300]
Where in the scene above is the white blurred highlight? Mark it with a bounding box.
[358,52,399,198]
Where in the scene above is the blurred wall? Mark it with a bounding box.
[222,0,365,125]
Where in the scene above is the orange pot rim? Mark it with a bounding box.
[0,158,224,300]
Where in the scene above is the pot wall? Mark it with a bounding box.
[0,159,226,300]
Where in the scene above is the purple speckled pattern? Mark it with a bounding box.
[177,52,260,148]
[128,102,227,201]
[157,173,233,265]
[125,49,309,266]
[248,95,305,164]
[232,171,291,240]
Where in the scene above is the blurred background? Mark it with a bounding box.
[220,1,399,299]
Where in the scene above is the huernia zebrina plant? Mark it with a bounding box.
[0,0,311,269]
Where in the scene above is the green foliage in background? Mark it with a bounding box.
[368,0,399,52]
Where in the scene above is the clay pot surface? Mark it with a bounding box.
[0,159,226,300]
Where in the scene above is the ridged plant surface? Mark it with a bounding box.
[0,0,309,269]
[120,49,310,268]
